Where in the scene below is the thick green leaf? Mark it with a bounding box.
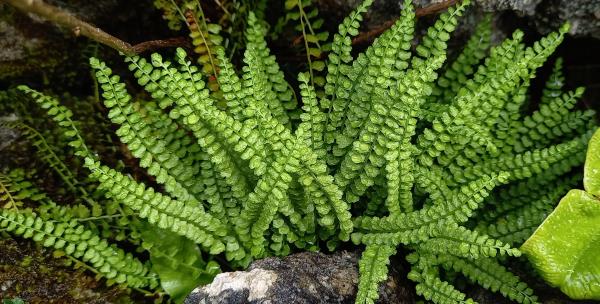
[141,223,220,304]
[521,189,600,300]
[584,128,600,196]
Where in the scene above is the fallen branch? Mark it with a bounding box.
[3,0,188,55]
[352,0,459,45]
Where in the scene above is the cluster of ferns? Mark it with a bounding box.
[0,0,597,303]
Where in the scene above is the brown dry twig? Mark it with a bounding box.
[351,0,459,45]
[3,0,189,56]
[130,37,191,54]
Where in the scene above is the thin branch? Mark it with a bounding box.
[3,0,189,55]
[131,37,191,54]
[415,0,459,16]
[351,0,459,45]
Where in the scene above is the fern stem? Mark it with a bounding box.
[0,174,18,211]
[297,0,318,87]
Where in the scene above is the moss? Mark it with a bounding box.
[0,238,132,303]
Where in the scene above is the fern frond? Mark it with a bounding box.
[417,28,524,164]
[413,0,470,62]
[0,121,82,195]
[154,0,185,30]
[215,47,247,120]
[0,172,22,210]
[428,14,492,107]
[477,203,550,246]
[0,208,156,288]
[85,158,235,257]
[324,0,372,101]
[0,170,48,205]
[408,263,475,304]
[297,72,326,159]
[245,12,295,114]
[415,166,452,205]
[333,0,466,204]
[154,0,223,90]
[145,52,256,199]
[474,174,579,245]
[419,224,521,259]
[480,173,580,223]
[322,0,373,145]
[185,6,223,79]
[540,57,565,105]
[241,47,290,135]
[17,86,92,159]
[499,88,592,153]
[417,23,570,169]
[90,58,203,208]
[439,255,539,304]
[284,0,330,87]
[353,172,508,245]
[325,0,416,166]
[355,244,396,304]
[450,135,587,184]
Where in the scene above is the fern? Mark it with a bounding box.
[4,0,597,302]
[0,172,156,289]
[332,0,592,302]
[0,120,93,202]
[280,0,330,87]
[474,174,580,245]
[355,245,396,304]
[0,172,22,210]
[154,0,224,92]
[438,255,538,304]
[540,58,565,105]
[407,256,475,304]
[0,207,157,288]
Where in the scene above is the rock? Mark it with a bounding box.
[464,0,541,15]
[534,0,600,39]
[0,0,169,81]
[0,13,63,80]
[318,0,600,39]
[185,269,278,303]
[183,250,600,304]
[0,115,19,152]
[184,251,415,304]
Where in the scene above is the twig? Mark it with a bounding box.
[351,0,459,45]
[130,37,191,54]
[292,35,304,46]
[415,0,459,16]
[3,0,189,55]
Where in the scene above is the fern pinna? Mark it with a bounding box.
[7,0,597,302]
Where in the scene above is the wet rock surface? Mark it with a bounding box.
[319,0,600,39]
[184,251,415,304]
[184,250,600,304]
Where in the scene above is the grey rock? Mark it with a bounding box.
[0,115,19,152]
[327,0,541,15]
[470,0,542,15]
[184,251,415,304]
[534,0,600,38]
[0,0,167,80]
[318,0,600,39]
[182,252,597,304]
